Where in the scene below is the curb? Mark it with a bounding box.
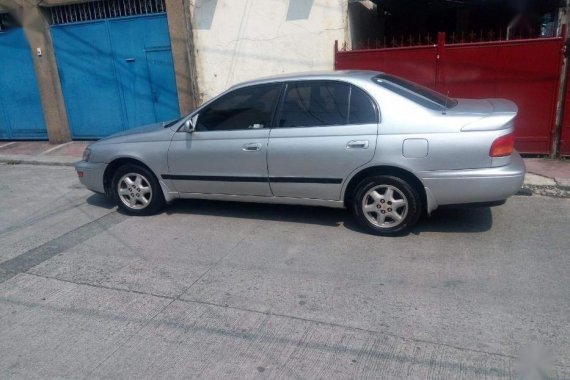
[556,178,570,191]
[0,158,78,167]
[520,180,570,198]
[520,184,570,198]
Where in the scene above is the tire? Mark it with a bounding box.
[111,164,165,216]
[352,175,422,236]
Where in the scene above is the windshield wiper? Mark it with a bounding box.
[163,119,181,128]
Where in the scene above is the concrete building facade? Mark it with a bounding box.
[192,0,347,100]
[0,0,349,142]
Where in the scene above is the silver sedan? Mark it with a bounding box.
[75,71,525,235]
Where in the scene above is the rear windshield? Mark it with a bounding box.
[373,74,458,110]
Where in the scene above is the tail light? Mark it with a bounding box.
[490,133,514,157]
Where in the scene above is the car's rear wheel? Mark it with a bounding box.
[111,164,164,216]
[352,175,422,236]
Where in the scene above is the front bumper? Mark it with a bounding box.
[420,152,525,211]
[75,160,107,194]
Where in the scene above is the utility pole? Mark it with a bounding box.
[552,0,570,158]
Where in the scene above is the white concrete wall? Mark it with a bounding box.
[191,0,348,101]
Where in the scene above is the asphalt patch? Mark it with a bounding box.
[0,212,126,284]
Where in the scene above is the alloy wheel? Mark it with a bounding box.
[117,173,153,210]
[361,185,408,228]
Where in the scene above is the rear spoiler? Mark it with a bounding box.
[461,99,518,132]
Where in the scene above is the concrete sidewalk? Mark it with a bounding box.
[1,141,569,188]
[525,158,570,189]
[0,141,88,166]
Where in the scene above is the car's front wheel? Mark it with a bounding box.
[352,175,422,236]
[111,164,164,216]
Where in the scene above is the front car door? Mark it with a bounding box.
[167,83,282,196]
[267,80,379,200]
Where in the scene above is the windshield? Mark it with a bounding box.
[373,74,458,110]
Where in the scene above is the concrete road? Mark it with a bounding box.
[0,163,569,379]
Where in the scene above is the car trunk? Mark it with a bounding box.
[450,98,518,132]
[439,98,518,169]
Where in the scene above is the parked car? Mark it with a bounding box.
[76,70,525,235]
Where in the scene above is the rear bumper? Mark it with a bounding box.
[75,160,107,194]
[420,152,525,211]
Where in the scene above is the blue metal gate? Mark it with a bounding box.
[50,2,180,139]
[0,15,47,140]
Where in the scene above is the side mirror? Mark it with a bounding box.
[183,119,195,133]
[183,114,198,133]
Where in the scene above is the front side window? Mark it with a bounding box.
[196,84,281,131]
[278,81,377,128]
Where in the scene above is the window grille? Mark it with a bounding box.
[50,0,166,25]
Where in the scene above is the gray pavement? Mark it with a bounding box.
[1,163,569,379]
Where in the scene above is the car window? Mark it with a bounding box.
[349,86,378,124]
[373,73,458,110]
[279,81,349,128]
[196,84,281,131]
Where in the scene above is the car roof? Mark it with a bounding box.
[230,70,382,89]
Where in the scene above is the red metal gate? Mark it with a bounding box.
[335,33,566,155]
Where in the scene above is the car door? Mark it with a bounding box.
[167,83,282,196]
[267,80,379,200]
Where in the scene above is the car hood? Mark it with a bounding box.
[95,121,177,145]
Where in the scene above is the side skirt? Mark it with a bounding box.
[437,200,507,209]
[177,192,346,209]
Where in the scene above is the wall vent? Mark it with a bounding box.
[50,0,166,26]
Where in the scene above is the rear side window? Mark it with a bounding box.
[196,84,281,131]
[278,81,377,128]
[349,86,377,124]
[279,82,348,128]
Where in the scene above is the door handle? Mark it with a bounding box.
[346,140,369,149]
[242,143,262,151]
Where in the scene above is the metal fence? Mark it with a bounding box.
[336,32,566,155]
[49,0,166,25]
[348,29,557,51]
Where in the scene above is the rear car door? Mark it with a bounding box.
[167,83,282,196]
[267,80,379,200]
